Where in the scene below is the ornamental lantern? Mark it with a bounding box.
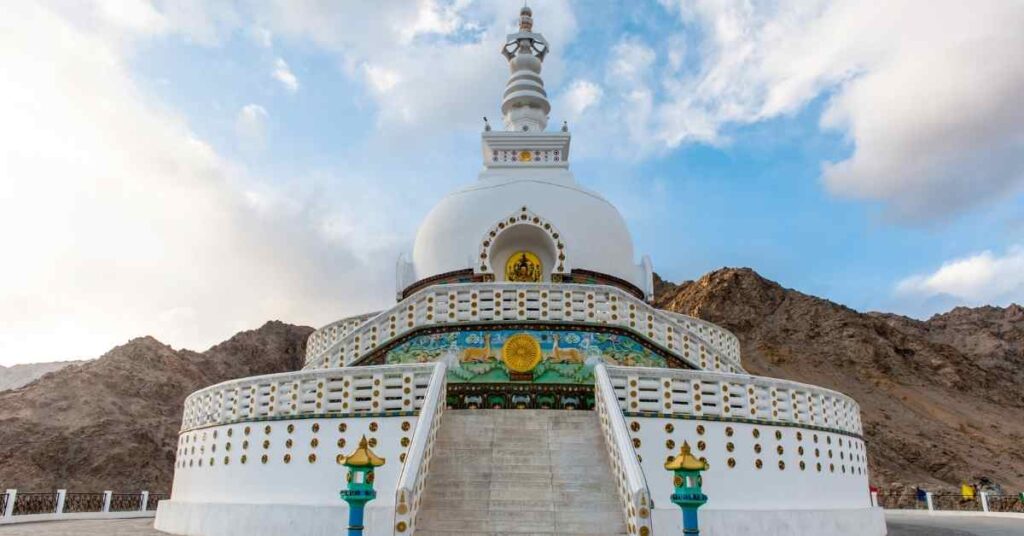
[665,441,709,535]
[339,435,385,536]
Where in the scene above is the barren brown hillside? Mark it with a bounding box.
[0,321,311,492]
[655,268,1024,490]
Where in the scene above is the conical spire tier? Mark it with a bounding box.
[501,6,551,132]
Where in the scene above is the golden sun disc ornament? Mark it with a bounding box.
[502,333,542,373]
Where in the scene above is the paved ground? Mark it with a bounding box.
[886,513,1024,536]
[0,514,1022,535]
[0,519,162,535]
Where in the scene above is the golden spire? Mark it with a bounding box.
[340,435,386,468]
[664,442,709,471]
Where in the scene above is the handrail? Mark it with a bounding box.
[603,364,863,436]
[594,363,654,536]
[179,363,437,432]
[392,361,447,535]
[303,282,745,375]
[305,311,381,361]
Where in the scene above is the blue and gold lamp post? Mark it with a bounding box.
[665,441,709,535]
[339,436,385,536]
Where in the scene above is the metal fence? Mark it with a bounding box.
[929,493,983,512]
[146,493,168,511]
[12,493,59,515]
[987,495,1024,513]
[109,493,143,512]
[62,493,105,513]
[875,492,928,510]
[1,490,167,519]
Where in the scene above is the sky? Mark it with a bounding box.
[1,0,1023,366]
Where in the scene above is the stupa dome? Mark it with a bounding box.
[410,168,646,293]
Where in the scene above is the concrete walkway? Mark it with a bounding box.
[886,512,1024,535]
[0,518,163,535]
[1,512,1022,535]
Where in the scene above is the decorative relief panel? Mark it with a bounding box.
[384,328,665,384]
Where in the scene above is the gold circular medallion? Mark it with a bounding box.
[502,333,542,373]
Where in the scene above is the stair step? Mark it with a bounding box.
[416,410,627,534]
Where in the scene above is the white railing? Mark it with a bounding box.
[392,362,447,535]
[1,489,164,524]
[304,283,745,374]
[660,310,740,364]
[305,311,380,360]
[605,365,863,436]
[180,363,436,432]
[594,364,654,536]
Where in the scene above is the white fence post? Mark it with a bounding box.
[102,490,112,513]
[980,491,989,513]
[55,489,67,515]
[140,491,149,512]
[925,492,934,512]
[870,491,878,507]
[2,489,15,518]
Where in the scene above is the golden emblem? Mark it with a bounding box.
[502,333,542,373]
[505,251,542,282]
[518,150,532,161]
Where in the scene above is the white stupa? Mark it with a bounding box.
[155,7,884,536]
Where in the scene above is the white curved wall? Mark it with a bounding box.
[412,169,641,289]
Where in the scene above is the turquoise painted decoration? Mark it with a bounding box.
[385,329,665,384]
[665,442,709,535]
[339,436,385,536]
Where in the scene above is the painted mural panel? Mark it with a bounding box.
[384,329,665,384]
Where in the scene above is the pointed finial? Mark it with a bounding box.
[665,441,709,471]
[483,116,491,131]
[519,4,533,32]
[341,435,386,467]
[561,120,568,132]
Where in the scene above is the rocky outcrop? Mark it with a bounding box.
[655,268,1024,490]
[0,361,84,392]
[0,321,312,493]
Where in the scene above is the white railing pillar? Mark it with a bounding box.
[55,489,67,515]
[140,491,149,512]
[870,491,878,507]
[925,492,934,512]
[102,490,112,513]
[3,489,15,518]
[980,491,989,513]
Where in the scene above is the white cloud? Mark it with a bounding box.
[896,246,1024,306]
[0,3,393,365]
[639,0,1024,220]
[235,103,268,150]
[561,80,603,119]
[272,57,299,92]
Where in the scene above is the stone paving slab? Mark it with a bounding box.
[886,513,1024,536]
[0,518,164,535]
[0,513,1021,535]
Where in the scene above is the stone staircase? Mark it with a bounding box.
[415,409,628,535]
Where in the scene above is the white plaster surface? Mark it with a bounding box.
[169,416,412,507]
[659,507,887,536]
[155,501,395,536]
[411,169,645,289]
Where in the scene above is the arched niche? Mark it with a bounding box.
[476,207,569,281]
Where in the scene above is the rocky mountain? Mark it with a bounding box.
[0,269,1020,494]
[0,361,84,391]
[655,268,1024,491]
[0,321,312,493]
